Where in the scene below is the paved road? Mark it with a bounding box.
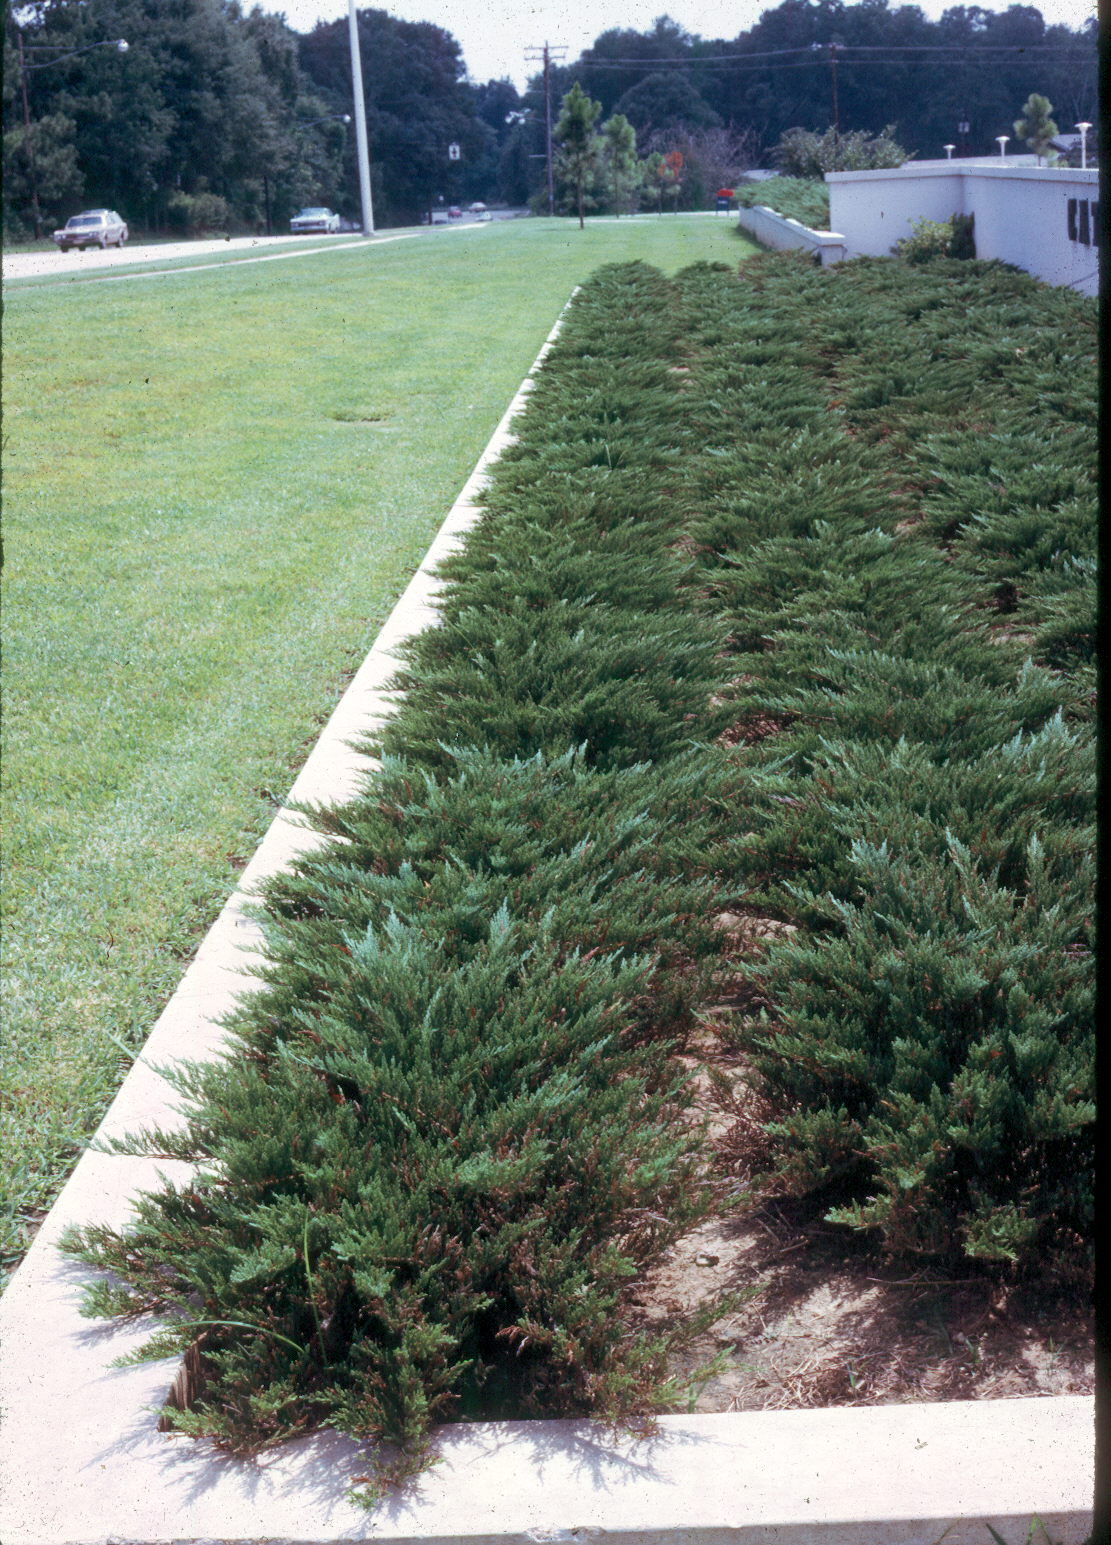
[2,213,531,284]
[1,232,388,283]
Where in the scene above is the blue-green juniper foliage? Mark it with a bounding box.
[68,253,1094,1464]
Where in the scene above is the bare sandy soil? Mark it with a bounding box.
[637,930,1094,1415]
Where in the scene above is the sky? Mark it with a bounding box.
[270,0,1099,91]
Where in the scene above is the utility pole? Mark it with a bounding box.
[827,40,845,135]
[347,0,374,234]
[524,42,565,215]
[17,32,44,240]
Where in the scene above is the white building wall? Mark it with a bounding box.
[736,204,847,265]
[826,163,1099,297]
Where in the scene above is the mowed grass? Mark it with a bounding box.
[0,214,758,1281]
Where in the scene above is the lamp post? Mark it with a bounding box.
[943,144,955,160]
[996,135,1009,161]
[1075,121,1092,169]
[263,114,351,235]
[17,34,128,239]
[346,0,374,235]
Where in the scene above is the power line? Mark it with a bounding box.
[565,43,1094,70]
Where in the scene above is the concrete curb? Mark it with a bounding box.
[0,289,1093,1545]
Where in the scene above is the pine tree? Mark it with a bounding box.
[600,113,637,215]
[1014,93,1058,165]
[554,82,602,229]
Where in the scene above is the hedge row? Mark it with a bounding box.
[69,254,1095,1468]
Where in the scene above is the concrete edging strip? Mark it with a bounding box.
[0,290,1093,1545]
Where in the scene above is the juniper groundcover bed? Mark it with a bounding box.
[68,253,1095,1479]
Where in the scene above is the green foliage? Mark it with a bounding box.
[63,256,750,1460]
[554,81,603,228]
[736,176,830,229]
[612,71,720,138]
[949,212,976,260]
[5,3,1097,234]
[1,109,84,237]
[893,214,975,264]
[540,3,1095,171]
[663,251,1093,1272]
[65,250,1094,1466]
[1014,93,1058,164]
[3,0,490,235]
[745,831,1092,1260]
[600,112,638,215]
[164,190,233,235]
[773,124,908,177]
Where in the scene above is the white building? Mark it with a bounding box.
[826,161,1099,297]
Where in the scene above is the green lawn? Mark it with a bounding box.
[0,214,757,1281]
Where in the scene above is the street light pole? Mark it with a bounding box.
[1075,121,1092,169]
[996,135,1009,161]
[346,0,374,235]
[16,34,129,240]
[277,114,352,236]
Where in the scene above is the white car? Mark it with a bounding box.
[290,207,340,234]
[53,209,129,250]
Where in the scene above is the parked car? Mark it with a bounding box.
[289,207,340,234]
[468,201,487,213]
[52,209,128,250]
[447,206,462,219]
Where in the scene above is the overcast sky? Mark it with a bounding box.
[271,0,1098,90]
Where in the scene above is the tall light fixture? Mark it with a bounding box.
[346,0,374,234]
[943,143,955,159]
[1075,121,1092,169]
[996,135,1009,160]
[18,34,128,238]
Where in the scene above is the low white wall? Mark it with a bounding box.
[827,163,1100,296]
[737,203,847,265]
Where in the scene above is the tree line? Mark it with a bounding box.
[3,0,1097,240]
[541,5,1096,168]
